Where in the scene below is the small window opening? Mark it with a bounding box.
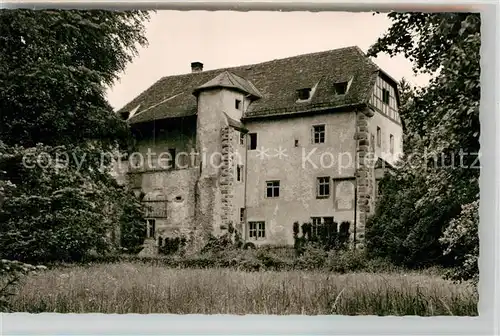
[237,165,243,182]
[235,99,242,110]
[294,139,299,147]
[390,134,394,154]
[333,81,348,95]
[376,127,381,147]
[240,208,245,223]
[382,89,390,104]
[297,88,311,100]
[249,133,257,150]
[120,111,130,120]
[175,195,183,201]
[239,132,245,145]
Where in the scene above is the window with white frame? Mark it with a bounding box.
[316,176,330,198]
[310,216,335,239]
[312,124,326,144]
[248,221,265,240]
[266,180,280,198]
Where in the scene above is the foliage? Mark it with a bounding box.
[0,9,150,148]
[0,10,151,263]
[439,200,479,283]
[365,13,480,271]
[0,259,46,312]
[0,144,126,262]
[159,236,188,255]
[119,191,146,254]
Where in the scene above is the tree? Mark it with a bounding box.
[0,10,151,263]
[365,13,480,273]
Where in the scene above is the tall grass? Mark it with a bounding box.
[10,262,477,315]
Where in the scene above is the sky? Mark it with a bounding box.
[106,11,432,111]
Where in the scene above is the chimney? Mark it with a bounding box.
[191,61,203,73]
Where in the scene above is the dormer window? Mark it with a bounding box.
[297,88,311,101]
[235,99,241,110]
[120,111,130,120]
[333,81,348,95]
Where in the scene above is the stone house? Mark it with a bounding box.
[115,46,403,249]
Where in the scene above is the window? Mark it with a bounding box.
[371,133,375,150]
[333,81,348,95]
[146,219,156,238]
[168,148,177,169]
[266,180,280,198]
[376,127,381,147]
[316,176,330,198]
[312,124,326,144]
[311,217,322,238]
[120,111,130,120]
[310,217,335,239]
[240,208,245,223]
[237,165,243,182]
[389,134,394,154]
[297,88,311,100]
[248,221,265,240]
[294,139,299,147]
[249,133,257,150]
[382,88,390,104]
[235,99,242,110]
[239,132,245,145]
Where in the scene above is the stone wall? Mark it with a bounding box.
[219,126,235,232]
[354,108,376,249]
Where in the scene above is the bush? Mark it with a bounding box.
[0,259,46,312]
[119,191,146,254]
[294,244,328,270]
[0,144,146,263]
[326,249,368,273]
[440,200,479,283]
[159,236,187,256]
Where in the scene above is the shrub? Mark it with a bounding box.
[440,200,479,283]
[159,236,188,256]
[0,259,46,312]
[119,191,146,254]
[294,244,328,270]
[0,144,146,263]
[326,249,368,273]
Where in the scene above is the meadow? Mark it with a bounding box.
[10,262,478,315]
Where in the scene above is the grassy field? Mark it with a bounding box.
[10,262,477,315]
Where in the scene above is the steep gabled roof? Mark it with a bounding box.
[121,46,396,125]
[193,71,262,99]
